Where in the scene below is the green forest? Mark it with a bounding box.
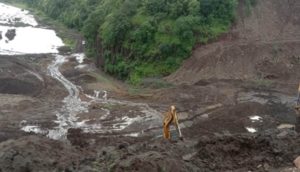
[12,0,239,84]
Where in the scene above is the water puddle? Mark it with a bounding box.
[21,125,47,135]
[73,53,86,64]
[0,26,64,55]
[249,115,263,122]
[0,2,63,55]
[83,90,162,134]
[75,64,88,70]
[245,127,257,133]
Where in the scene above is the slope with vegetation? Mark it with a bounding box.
[9,0,240,84]
[166,0,300,86]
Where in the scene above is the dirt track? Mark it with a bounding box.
[1,0,300,171]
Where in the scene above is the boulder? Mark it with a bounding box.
[5,29,16,40]
[294,156,300,168]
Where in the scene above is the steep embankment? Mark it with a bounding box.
[167,0,300,86]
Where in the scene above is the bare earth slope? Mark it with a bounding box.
[167,0,300,85]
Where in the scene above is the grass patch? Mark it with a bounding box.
[250,79,274,89]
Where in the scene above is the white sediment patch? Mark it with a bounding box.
[85,90,108,101]
[124,132,140,137]
[45,55,90,140]
[0,2,38,26]
[75,64,88,70]
[112,115,144,131]
[21,125,47,134]
[84,90,162,133]
[245,127,257,133]
[0,26,64,55]
[277,124,295,130]
[94,90,100,98]
[249,115,262,122]
[73,53,86,64]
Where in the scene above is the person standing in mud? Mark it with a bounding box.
[163,105,183,140]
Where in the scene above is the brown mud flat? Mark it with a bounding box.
[1,53,300,171]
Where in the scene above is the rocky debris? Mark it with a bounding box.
[13,17,21,22]
[294,156,300,169]
[193,130,300,171]
[276,167,300,172]
[5,29,16,41]
[277,130,290,138]
[182,152,197,161]
[67,128,89,148]
[90,103,101,109]
[200,113,209,119]
[112,150,191,172]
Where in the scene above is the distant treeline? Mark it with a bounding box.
[14,0,238,84]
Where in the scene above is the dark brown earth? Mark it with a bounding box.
[1,0,300,171]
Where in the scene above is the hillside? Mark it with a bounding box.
[5,0,239,84]
[167,0,300,86]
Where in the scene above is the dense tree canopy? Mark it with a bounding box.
[16,0,238,84]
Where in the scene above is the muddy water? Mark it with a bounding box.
[0,2,162,140]
[0,26,64,54]
[46,54,161,139]
[23,53,162,140]
[46,55,90,139]
[84,92,162,134]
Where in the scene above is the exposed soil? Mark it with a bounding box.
[1,0,300,171]
[167,0,300,88]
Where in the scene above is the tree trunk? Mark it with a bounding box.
[95,36,104,68]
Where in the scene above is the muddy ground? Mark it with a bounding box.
[1,0,300,171]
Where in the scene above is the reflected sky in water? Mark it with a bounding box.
[0,2,64,55]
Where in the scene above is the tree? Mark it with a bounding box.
[188,0,200,16]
